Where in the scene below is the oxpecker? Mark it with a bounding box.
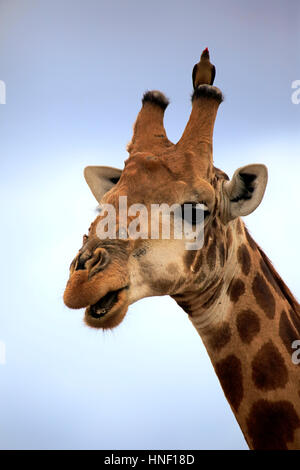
[192,48,216,88]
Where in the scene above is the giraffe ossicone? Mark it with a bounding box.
[64,80,300,450]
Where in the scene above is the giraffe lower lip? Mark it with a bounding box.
[89,287,128,319]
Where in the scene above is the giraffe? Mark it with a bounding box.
[63,74,300,449]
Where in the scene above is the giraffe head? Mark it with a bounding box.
[63,86,268,329]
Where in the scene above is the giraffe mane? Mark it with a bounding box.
[245,227,300,315]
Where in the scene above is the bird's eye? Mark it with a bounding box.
[181,202,210,225]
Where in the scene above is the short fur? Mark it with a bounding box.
[64,64,300,449]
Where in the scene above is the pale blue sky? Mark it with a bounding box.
[0,0,299,450]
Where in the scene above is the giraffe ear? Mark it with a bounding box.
[84,166,122,203]
[224,164,268,220]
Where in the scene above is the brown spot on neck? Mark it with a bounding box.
[206,322,231,352]
[251,340,288,391]
[227,278,245,303]
[252,273,276,319]
[236,309,260,344]
[237,244,251,276]
[247,399,300,450]
[215,355,244,412]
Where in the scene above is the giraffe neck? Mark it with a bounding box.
[174,221,300,449]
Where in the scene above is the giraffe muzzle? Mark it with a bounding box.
[64,238,130,328]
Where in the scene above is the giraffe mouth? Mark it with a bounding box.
[85,286,129,328]
[89,287,126,318]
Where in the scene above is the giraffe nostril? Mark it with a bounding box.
[88,250,102,269]
[74,249,93,271]
[86,248,110,278]
[75,256,87,271]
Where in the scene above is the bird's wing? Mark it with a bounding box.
[192,64,198,89]
[210,65,216,85]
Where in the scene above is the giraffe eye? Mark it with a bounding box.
[181,202,210,225]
